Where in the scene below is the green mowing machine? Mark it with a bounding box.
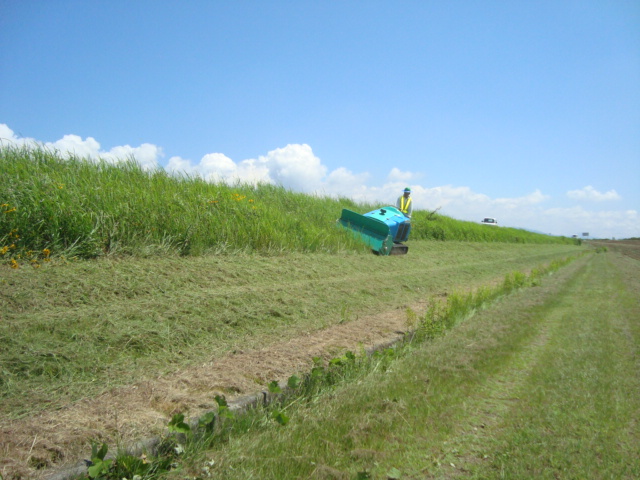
[338,206,411,255]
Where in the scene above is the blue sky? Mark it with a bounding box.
[2,0,639,239]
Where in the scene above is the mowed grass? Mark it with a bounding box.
[478,251,640,480]
[169,250,639,479]
[0,242,582,420]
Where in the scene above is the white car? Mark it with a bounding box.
[481,217,498,225]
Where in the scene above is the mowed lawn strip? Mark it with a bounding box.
[180,251,639,479]
[461,250,640,480]
[0,242,581,419]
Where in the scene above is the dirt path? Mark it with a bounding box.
[1,300,430,479]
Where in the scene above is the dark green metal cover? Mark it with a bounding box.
[338,208,395,255]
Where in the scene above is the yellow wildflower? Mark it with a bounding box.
[43,248,51,258]
[10,259,19,269]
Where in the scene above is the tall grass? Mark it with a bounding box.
[0,145,369,258]
[1,145,577,261]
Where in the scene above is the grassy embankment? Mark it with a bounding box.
[0,145,577,264]
[1,145,596,478]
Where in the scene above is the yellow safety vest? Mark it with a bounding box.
[400,196,412,214]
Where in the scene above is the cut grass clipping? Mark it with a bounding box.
[69,251,640,480]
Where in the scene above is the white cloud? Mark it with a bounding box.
[0,124,17,142]
[260,144,327,193]
[167,144,329,193]
[323,167,370,197]
[102,143,162,170]
[540,206,639,239]
[567,185,621,202]
[423,185,490,208]
[165,155,196,176]
[200,153,240,180]
[0,123,37,146]
[48,134,101,159]
[407,187,550,228]
[167,152,272,185]
[494,189,549,208]
[387,167,420,183]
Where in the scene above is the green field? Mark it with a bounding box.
[2,147,637,480]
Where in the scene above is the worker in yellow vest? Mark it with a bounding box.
[396,187,413,218]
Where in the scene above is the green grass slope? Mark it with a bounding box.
[1,145,578,265]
